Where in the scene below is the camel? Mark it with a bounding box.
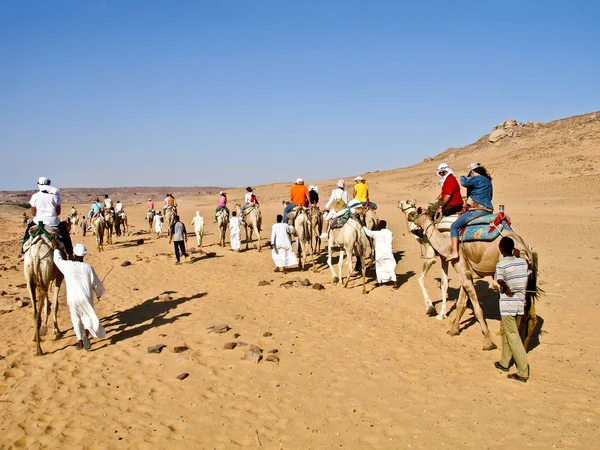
[236,204,262,252]
[116,211,128,236]
[23,228,64,356]
[146,210,155,232]
[412,210,539,351]
[103,210,114,245]
[309,205,323,253]
[398,200,450,320]
[361,207,379,262]
[291,207,314,271]
[216,209,229,247]
[94,215,105,252]
[326,217,368,294]
[165,207,176,237]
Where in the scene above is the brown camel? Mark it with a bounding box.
[309,205,323,253]
[412,210,539,350]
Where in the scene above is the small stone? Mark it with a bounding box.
[132,287,139,291]
[233,333,241,338]
[172,345,188,353]
[224,342,237,350]
[188,247,196,253]
[266,355,280,363]
[136,239,144,245]
[301,279,311,286]
[1,291,6,296]
[16,298,30,308]
[147,344,166,354]
[267,349,278,354]
[258,280,271,286]
[205,252,217,258]
[211,324,230,334]
[16,283,26,288]
[176,373,189,380]
[121,261,132,267]
[249,344,262,355]
[236,342,248,346]
[243,351,262,363]
[158,294,172,302]
[235,314,244,320]
[263,332,272,337]
[312,283,325,290]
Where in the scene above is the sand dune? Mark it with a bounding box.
[1,112,599,448]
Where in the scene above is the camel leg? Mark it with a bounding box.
[327,244,337,283]
[256,225,261,252]
[436,259,450,320]
[40,291,49,337]
[522,301,537,351]
[34,287,43,356]
[343,248,352,288]
[359,251,367,295]
[338,249,345,286]
[418,257,437,316]
[245,225,250,250]
[52,274,63,336]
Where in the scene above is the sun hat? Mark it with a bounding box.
[467,162,481,172]
[37,176,51,186]
[219,191,225,195]
[354,176,363,181]
[336,179,345,188]
[296,178,303,183]
[73,243,88,257]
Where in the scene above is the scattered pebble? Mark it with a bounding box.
[301,278,311,286]
[172,345,188,353]
[266,355,280,363]
[235,314,244,320]
[312,283,325,290]
[267,349,278,354]
[158,294,172,302]
[136,239,144,245]
[249,344,262,355]
[207,324,230,334]
[147,344,166,354]
[224,342,237,350]
[176,373,189,380]
[263,332,273,337]
[16,283,26,288]
[243,351,262,364]
[121,261,132,267]
[258,280,271,286]
[233,333,241,338]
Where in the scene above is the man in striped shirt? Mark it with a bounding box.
[494,236,530,382]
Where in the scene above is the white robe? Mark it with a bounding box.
[230,217,241,250]
[270,223,298,268]
[191,213,205,246]
[53,250,106,340]
[363,227,397,283]
[153,214,163,233]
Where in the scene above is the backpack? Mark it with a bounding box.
[331,197,346,211]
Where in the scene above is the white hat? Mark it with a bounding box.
[467,162,480,172]
[37,176,51,186]
[336,179,345,188]
[354,176,363,181]
[437,163,449,172]
[73,243,88,257]
[219,191,225,195]
[296,178,303,183]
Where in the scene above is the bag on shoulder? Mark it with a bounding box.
[331,198,347,211]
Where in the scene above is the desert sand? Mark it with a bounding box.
[1,112,599,448]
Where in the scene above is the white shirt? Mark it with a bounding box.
[115,202,123,213]
[229,217,241,233]
[244,192,254,203]
[30,190,61,227]
[325,188,349,209]
[104,198,112,208]
[191,214,205,232]
[271,223,295,250]
[53,250,106,306]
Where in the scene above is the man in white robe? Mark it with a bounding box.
[229,211,241,251]
[191,211,205,248]
[153,211,163,237]
[52,242,106,350]
[362,220,399,288]
[271,214,298,272]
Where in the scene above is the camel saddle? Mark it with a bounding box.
[287,206,307,224]
[23,222,63,253]
[330,209,352,229]
[459,213,514,242]
[242,203,258,218]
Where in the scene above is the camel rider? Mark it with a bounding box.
[308,186,319,205]
[164,193,177,214]
[320,179,349,238]
[240,187,258,217]
[88,198,103,219]
[115,200,124,214]
[283,178,310,223]
[103,194,113,212]
[22,177,73,258]
[215,191,229,221]
[448,163,494,260]
[68,206,78,220]
[431,163,463,217]
[347,176,376,209]
[147,198,155,212]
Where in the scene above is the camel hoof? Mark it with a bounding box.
[54,331,64,340]
[333,277,339,284]
[426,306,437,316]
[435,314,447,321]
[447,328,460,337]
[482,343,498,351]
[39,326,48,337]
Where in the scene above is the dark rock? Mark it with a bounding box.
[258,280,271,287]
[312,283,325,290]
[233,333,241,338]
[263,332,273,337]
[121,261,132,267]
[248,344,262,355]
[147,344,166,354]
[205,252,217,258]
[136,239,144,245]
[0,291,6,296]
[266,355,280,363]
[224,342,237,350]
[176,373,189,380]
[301,278,311,286]
[267,349,278,354]
[17,298,30,307]
[235,314,244,320]
[243,351,262,363]
[207,324,230,334]
[172,346,188,353]
[16,283,26,289]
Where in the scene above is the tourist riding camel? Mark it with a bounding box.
[347,176,376,209]
[240,187,259,218]
[320,179,349,239]
[215,191,229,222]
[431,163,464,217]
[283,178,310,223]
[448,162,494,260]
[22,176,73,259]
[164,193,177,214]
[308,185,319,205]
[103,194,113,211]
[147,198,155,212]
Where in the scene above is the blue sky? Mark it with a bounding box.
[1,0,599,190]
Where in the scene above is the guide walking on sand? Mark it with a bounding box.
[271,214,298,273]
[52,241,106,351]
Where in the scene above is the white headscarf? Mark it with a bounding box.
[308,185,318,193]
[436,163,454,187]
[196,211,201,217]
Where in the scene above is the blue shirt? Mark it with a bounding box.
[460,175,493,210]
[91,202,103,213]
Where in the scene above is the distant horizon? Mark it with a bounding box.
[2,1,599,190]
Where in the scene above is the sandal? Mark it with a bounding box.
[507,373,528,383]
[82,335,91,351]
[494,361,510,372]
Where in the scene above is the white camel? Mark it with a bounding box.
[23,228,64,356]
[291,207,314,271]
[309,205,323,253]
[412,209,539,351]
[103,209,114,245]
[117,211,128,236]
[216,209,229,247]
[165,207,176,237]
[146,210,155,232]
[398,200,450,320]
[236,203,262,251]
[326,217,368,294]
[94,215,105,252]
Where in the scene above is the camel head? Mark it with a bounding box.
[412,207,433,229]
[398,200,417,213]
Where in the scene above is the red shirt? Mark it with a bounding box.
[441,175,463,207]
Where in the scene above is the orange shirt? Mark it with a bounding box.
[290,185,309,206]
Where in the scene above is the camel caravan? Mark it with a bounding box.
[20,165,540,384]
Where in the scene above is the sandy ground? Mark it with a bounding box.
[1,113,599,448]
